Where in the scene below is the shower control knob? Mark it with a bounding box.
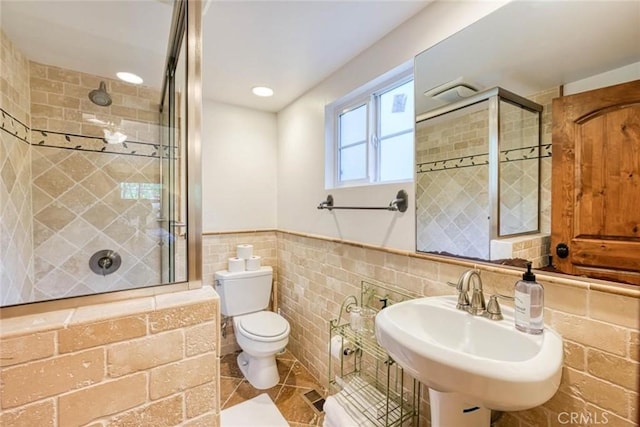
[556,243,569,259]
[98,256,113,270]
[89,250,121,276]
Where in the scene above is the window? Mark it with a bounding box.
[120,182,161,200]
[326,66,414,188]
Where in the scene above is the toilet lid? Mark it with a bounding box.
[238,311,289,338]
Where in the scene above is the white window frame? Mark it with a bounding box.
[325,61,414,189]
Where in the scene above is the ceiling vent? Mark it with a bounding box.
[424,77,479,103]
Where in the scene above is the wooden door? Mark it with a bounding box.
[552,79,640,285]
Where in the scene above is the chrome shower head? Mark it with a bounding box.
[88,81,112,107]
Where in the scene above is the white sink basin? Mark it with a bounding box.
[375,295,563,412]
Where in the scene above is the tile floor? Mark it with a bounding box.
[220,350,326,426]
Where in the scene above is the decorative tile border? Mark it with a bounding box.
[417,153,489,173]
[1,107,176,158]
[0,108,30,144]
[31,129,173,158]
[417,143,552,173]
[500,143,552,162]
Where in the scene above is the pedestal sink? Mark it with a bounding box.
[375,295,563,427]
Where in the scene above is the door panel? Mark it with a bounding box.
[552,80,640,285]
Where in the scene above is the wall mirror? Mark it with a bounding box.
[0,1,190,306]
[414,1,640,268]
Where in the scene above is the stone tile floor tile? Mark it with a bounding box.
[220,350,325,426]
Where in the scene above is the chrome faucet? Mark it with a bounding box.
[448,269,486,316]
[463,269,486,315]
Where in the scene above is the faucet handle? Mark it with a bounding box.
[484,294,514,321]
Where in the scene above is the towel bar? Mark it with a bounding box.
[317,190,407,213]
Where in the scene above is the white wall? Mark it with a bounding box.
[564,61,640,95]
[276,1,507,251]
[202,100,278,232]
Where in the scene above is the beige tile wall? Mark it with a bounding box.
[415,102,492,258]
[491,234,551,268]
[530,87,557,236]
[415,101,489,164]
[31,145,162,300]
[0,287,220,427]
[0,30,34,305]
[28,61,164,301]
[416,163,490,257]
[29,61,160,144]
[498,100,539,236]
[269,230,639,427]
[0,31,31,125]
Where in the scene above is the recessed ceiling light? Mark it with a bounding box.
[252,86,274,97]
[116,72,144,85]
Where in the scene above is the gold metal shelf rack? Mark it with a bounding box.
[328,280,420,426]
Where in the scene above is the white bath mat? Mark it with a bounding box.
[221,393,289,427]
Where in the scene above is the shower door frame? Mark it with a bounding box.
[159,12,184,284]
[159,0,203,287]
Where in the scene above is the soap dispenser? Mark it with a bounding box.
[514,262,544,334]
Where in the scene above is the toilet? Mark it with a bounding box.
[215,266,290,389]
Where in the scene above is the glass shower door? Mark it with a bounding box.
[159,80,175,284]
[159,36,187,284]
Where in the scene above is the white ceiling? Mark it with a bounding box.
[0,0,173,91]
[1,0,429,112]
[414,1,640,115]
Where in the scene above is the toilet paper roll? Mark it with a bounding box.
[237,244,253,259]
[245,255,262,271]
[329,335,354,360]
[227,257,245,273]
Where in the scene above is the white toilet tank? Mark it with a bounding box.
[215,266,273,316]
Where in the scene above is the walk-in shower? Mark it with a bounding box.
[0,0,193,307]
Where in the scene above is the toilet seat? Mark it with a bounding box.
[235,311,290,342]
